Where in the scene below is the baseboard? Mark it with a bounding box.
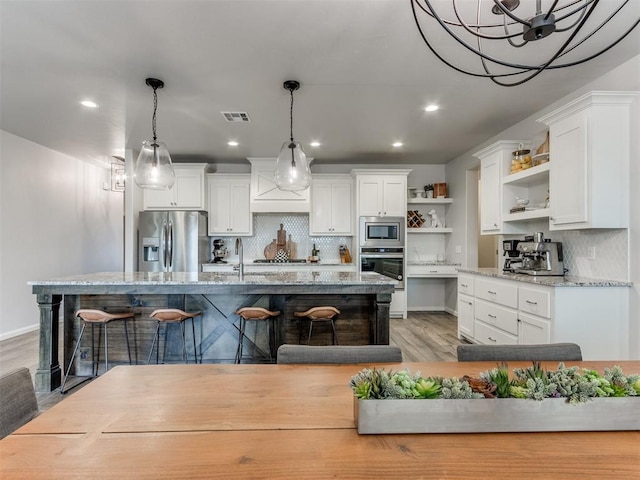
[407,306,447,312]
[0,323,39,342]
[445,306,457,316]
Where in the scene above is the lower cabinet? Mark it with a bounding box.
[456,272,630,360]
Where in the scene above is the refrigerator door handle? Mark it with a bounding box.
[162,221,168,270]
[168,221,174,269]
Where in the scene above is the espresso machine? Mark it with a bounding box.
[502,239,522,273]
[212,238,228,263]
[515,232,565,276]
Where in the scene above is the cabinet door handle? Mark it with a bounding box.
[460,283,468,287]
[467,302,473,306]
[487,336,497,343]
[430,270,438,273]
[550,216,555,221]
[493,223,498,228]
[488,313,497,318]
[525,300,538,305]
[487,290,497,295]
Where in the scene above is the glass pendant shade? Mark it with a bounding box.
[274,140,311,191]
[134,140,175,190]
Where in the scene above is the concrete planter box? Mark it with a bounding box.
[354,397,640,434]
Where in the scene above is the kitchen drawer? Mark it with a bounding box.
[457,275,474,296]
[518,286,551,319]
[474,299,518,335]
[408,265,458,277]
[474,320,518,345]
[475,278,518,309]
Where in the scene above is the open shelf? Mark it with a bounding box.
[502,162,549,186]
[407,227,453,233]
[503,208,550,222]
[407,197,453,204]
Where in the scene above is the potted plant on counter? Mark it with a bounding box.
[350,363,640,434]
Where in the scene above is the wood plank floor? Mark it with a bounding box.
[0,312,466,411]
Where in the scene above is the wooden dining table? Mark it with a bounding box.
[1,361,639,479]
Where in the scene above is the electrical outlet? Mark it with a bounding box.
[587,247,596,260]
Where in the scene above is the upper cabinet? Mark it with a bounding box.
[352,169,411,217]
[143,164,206,210]
[538,91,636,230]
[310,175,353,235]
[207,174,252,236]
[248,158,310,213]
[474,141,526,235]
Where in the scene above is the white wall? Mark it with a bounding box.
[444,55,640,358]
[0,131,124,339]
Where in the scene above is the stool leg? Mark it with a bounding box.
[91,323,97,376]
[191,317,198,364]
[61,322,86,394]
[123,318,132,365]
[331,319,338,345]
[307,319,313,345]
[147,322,161,365]
[181,321,187,363]
[104,322,109,374]
[235,317,245,364]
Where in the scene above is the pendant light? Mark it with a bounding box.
[274,80,311,191]
[134,78,175,190]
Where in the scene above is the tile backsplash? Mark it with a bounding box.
[210,214,353,263]
[505,224,629,281]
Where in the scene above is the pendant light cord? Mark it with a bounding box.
[289,88,294,143]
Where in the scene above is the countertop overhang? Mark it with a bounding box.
[29,271,396,295]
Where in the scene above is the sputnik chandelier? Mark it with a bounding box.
[410,0,640,86]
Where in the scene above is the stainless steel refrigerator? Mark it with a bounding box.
[138,211,208,272]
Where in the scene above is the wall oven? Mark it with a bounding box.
[359,247,405,290]
[359,216,405,248]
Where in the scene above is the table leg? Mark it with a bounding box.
[35,293,62,392]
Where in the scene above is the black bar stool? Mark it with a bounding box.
[61,309,133,393]
[294,306,340,345]
[147,309,201,364]
[234,307,281,363]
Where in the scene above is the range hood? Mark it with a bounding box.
[248,158,310,213]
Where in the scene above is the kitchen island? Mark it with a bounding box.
[29,271,395,392]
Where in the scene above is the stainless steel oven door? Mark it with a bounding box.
[359,252,404,289]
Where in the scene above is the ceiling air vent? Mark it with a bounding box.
[221,112,251,123]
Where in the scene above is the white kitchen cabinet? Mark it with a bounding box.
[518,312,551,345]
[457,274,474,340]
[310,175,353,235]
[456,271,631,360]
[248,158,310,213]
[143,164,206,210]
[352,170,411,217]
[538,91,636,230]
[207,174,252,236]
[473,141,526,235]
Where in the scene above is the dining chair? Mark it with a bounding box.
[276,344,403,364]
[456,343,583,362]
[0,367,39,439]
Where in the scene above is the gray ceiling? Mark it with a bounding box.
[1,0,639,166]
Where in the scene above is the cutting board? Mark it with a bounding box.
[264,240,277,260]
[277,224,287,249]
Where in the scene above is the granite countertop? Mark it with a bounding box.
[407,261,461,266]
[203,261,355,267]
[457,268,632,287]
[29,271,390,286]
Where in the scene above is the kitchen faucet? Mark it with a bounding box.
[234,237,244,280]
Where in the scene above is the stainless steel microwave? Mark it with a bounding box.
[359,216,405,247]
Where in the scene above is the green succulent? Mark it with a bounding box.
[415,377,441,399]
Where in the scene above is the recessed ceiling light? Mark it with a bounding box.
[227,141,239,147]
[310,141,321,147]
[425,104,439,112]
[392,142,403,148]
[80,100,98,108]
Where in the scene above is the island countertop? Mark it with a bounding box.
[30,271,395,295]
[457,267,632,287]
